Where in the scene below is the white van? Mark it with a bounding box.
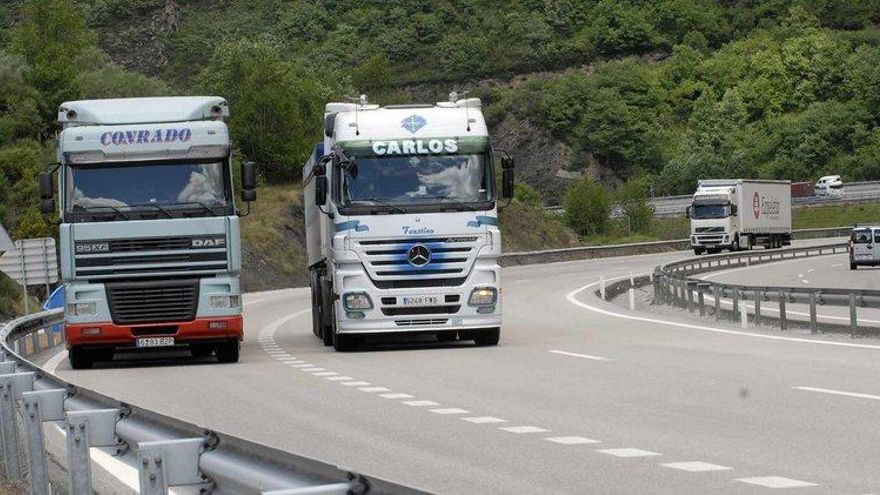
[815,175,843,197]
[849,227,880,270]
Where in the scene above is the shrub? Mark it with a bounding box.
[564,177,612,237]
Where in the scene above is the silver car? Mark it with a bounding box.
[850,227,880,269]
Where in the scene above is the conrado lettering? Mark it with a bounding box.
[372,139,458,156]
[100,128,192,146]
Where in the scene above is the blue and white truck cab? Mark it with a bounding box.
[303,95,515,351]
[39,97,257,368]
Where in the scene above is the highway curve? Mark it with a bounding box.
[44,239,880,494]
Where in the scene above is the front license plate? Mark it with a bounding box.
[401,295,441,306]
[856,254,872,260]
[136,337,175,348]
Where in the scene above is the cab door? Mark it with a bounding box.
[873,229,880,263]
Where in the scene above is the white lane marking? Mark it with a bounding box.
[279,358,302,363]
[462,417,507,424]
[359,387,391,393]
[801,279,810,284]
[403,400,440,407]
[793,386,880,401]
[831,263,842,268]
[342,381,370,386]
[545,436,601,445]
[735,477,817,488]
[549,349,611,362]
[567,277,880,351]
[700,254,838,280]
[429,408,469,415]
[807,268,816,273]
[597,448,661,458]
[326,376,353,381]
[45,349,69,374]
[312,371,337,377]
[661,461,732,472]
[380,393,414,399]
[499,426,548,434]
[300,367,325,372]
[291,364,313,368]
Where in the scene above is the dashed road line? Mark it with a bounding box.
[661,461,732,472]
[342,381,370,386]
[291,364,314,368]
[734,477,817,488]
[499,426,548,434]
[597,448,661,458]
[300,367,325,372]
[545,436,601,445]
[359,387,391,393]
[549,350,611,361]
[429,408,469,415]
[793,386,880,401]
[403,400,440,407]
[326,376,353,381]
[462,417,506,424]
[380,393,414,399]
[312,372,337,376]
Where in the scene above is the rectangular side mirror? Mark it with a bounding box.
[685,206,691,219]
[241,161,257,202]
[501,156,514,170]
[730,204,738,216]
[40,199,55,214]
[39,172,53,200]
[315,176,327,206]
[502,168,514,200]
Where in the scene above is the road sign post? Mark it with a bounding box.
[0,238,59,315]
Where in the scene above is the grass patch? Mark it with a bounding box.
[500,201,579,252]
[793,202,880,230]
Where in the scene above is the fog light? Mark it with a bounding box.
[343,292,372,310]
[68,302,97,316]
[346,311,365,319]
[210,295,240,309]
[81,327,101,336]
[208,321,228,329]
[468,287,498,307]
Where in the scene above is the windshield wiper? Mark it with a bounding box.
[72,204,130,220]
[167,201,220,216]
[423,195,477,211]
[352,198,407,214]
[128,203,174,219]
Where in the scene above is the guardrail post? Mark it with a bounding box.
[731,289,740,321]
[686,281,696,313]
[754,290,762,326]
[850,293,858,338]
[652,272,661,304]
[739,304,748,329]
[22,393,50,495]
[66,414,94,494]
[779,292,787,331]
[697,283,707,316]
[809,293,818,335]
[628,288,635,311]
[599,276,606,300]
[713,286,721,320]
[0,375,22,481]
[136,438,204,494]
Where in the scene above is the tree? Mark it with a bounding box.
[616,177,653,234]
[195,40,326,183]
[9,0,96,126]
[564,178,612,237]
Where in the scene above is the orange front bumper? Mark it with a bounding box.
[65,316,243,348]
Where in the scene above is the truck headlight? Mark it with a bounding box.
[343,292,372,310]
[468,287,497,307]
[67,302,97,316]
[210,295,240,309]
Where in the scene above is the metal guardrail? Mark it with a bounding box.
[0,310,421,494]
[648,242,878,336]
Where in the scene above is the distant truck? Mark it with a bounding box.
[686,179,791,255]
[303,95,514,351]
[39,97,257,369]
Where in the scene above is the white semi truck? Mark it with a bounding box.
[303,96,514,351]
[686,179,791,255]
[39,97,257,368]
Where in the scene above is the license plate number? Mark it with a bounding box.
[401,295,440,306]
[136,337,175,348]
[856,254,872,260]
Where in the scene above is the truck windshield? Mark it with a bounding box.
[340,153,492,212]
[691,204,730,219]
[65,159,231,221]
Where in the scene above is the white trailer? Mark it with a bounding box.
[687,179,791,255]
[303,96,515,351]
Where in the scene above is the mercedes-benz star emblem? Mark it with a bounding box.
[407,244,431,267]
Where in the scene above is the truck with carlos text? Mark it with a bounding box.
[303,95,515,351]
[39,97,257,368]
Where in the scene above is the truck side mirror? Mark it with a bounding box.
[502,168,514,199]
[40,199,55,214]
[685,206,691,219]
[241,161,257,202]
[730,204,738,215]
[39,172,53,200]
[315,176,328,206]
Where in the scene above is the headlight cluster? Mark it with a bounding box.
[343,292,373,310]
[468,287,497,307]
[67,302,97,316]
[210,295,241,309]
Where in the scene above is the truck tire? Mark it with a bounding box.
[436,331,457,343]
[693,247,705,256]
[850,262,857,270]
[317,278,334,346]
[333,332,357,352]
[473,328,500,347]
[191,344,213,358]
[68,347,94,370]
[216,340,240,363]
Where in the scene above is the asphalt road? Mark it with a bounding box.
[43,240,880,494]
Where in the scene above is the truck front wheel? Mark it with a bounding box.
[473,328,501,347]
[216,340,240,363]
[333,332,357,352]
[68,346,94,370]
[693,247,705,256]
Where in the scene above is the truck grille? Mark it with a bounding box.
[75,235,228,280]
[695,227,724,233]
[106,279,199,325]
[357,237,479,286]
